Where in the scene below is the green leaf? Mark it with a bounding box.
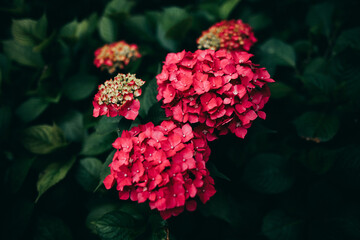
[98,16,117,43]
[3,40,44,67]
[124,15,154,42]
[36,156,76,202]
[22,124,67,155]
[8,156,35,193]
[34,215,73,240]
[76,157,102,192]
[9,199,34,240]
[298,148,336,175]
[138,78,158,118]
[260,39,296,69]
[81,132,116,156]
[243,154,294,194]
[219,0,241,20]
[63,74,97,101]
[104,0,135,17]
[16,97,49,123]
[208,162,231,181]
[11,15,47,46]
[301,73,336,95]
[262,210,304,240]
[304,57,326,74]
[306,2,334,38]
[247,13,271,31]
[60,14,98,40]
[0,105,11,140]
[57,110,84,142]
[59,20,78,39]
[95,115,122,135]
[95,150,116,191]
[148,214,167,240]
[93,210,143,240]
[157,7,192,51]
[269,82,294,99]
[334,27,360,53]
[294,111,339,143]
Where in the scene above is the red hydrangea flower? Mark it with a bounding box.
[103,120,216,219]
[197,20,257,51]
[94,40,141,74]
[156,49,274,140]
[93,73,145,120]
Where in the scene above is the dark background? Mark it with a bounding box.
[1,0,360,239]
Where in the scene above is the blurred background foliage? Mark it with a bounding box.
[1,0,360,239]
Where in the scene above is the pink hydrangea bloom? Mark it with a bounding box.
[156,49,274,140]
[103,120,216,219]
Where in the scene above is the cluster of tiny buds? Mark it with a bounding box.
[97,73,144,107]
[197,19,257,51]
[94,40,141,74]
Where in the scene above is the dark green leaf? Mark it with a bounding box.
[95,150,116,191]
[334,27,360,53]
[269,82,294,99]
[3,40,44,67]
[11,15,47,46]
[95,115,122,135]
[104,0,135,17]
[98,17,117,43]
[139,78,158,118]
[306,2,334,38]
[243,154,294,194]
[157,7,192,51]
[247,13,271,31]
[81,132,116,156]
[76,157,102,192]
[260,39,296,69]
[57,110,84,142]
[301,73,336,95]
[93,210,142,240]
[304,57,326,74]
[124,15,154,42]
[36,156,76,202]
[0,105,11,140]
[22,124,66,155]
[294,111,339,142]
[298,148,336,174]
[262,210,304,240]
[219,0,241,20]
[148,214,167,240]
[208,162,231,181]
[34,215,73,240]
[16,97,49,123]
[10,200,34,240]
[8,156,35,193]
[63,74,97,101]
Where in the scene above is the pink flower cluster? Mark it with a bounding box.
[103,120,215,219]
[93,73,145,120]
[156,49,274,140]
[94,40,141,74]
[197,19,257,51]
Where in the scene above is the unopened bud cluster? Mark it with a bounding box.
[94,40,141,74]
[197,20,257,51]
[93,73,145,120]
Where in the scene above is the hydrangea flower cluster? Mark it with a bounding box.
[156,49,274,140]
[103,120,215,220]
[94,40,141,73]
[197,20,257,51]
[93,73,145,120]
